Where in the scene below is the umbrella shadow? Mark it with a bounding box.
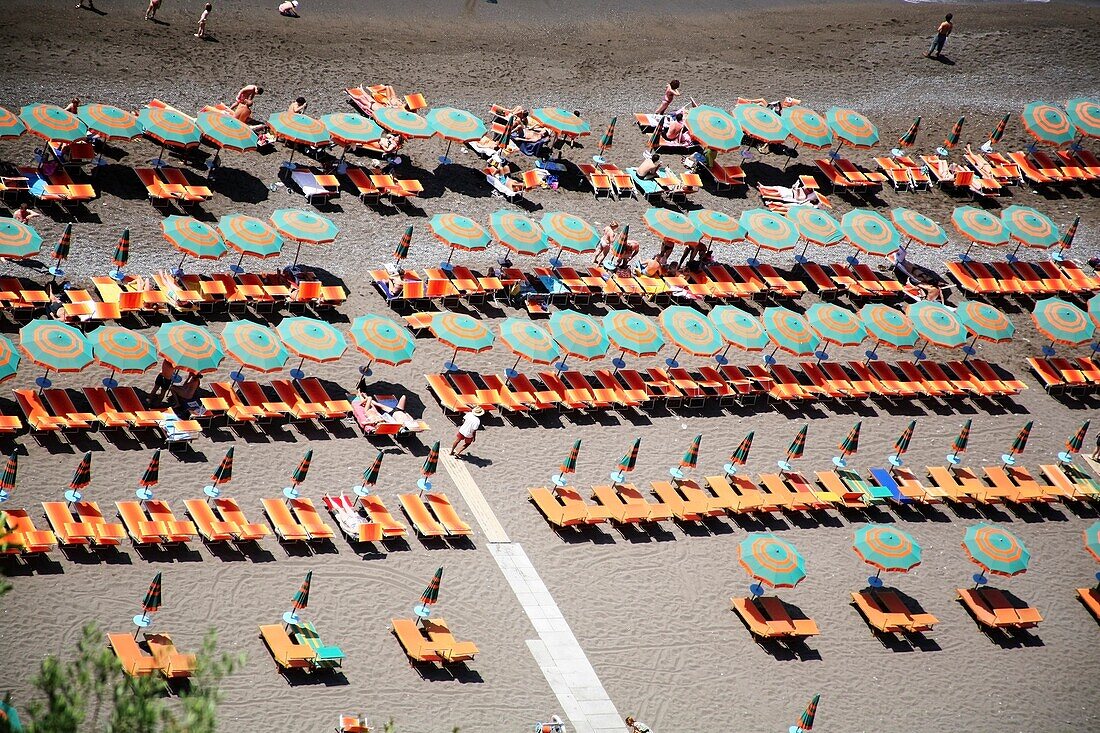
[209,166,269,204]
[283,669,349,687]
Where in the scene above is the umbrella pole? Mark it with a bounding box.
[234,250,246,273]
[446,247,455,265]
[964,335,978,362]
[511,355,522,374]
[176,251,187,276]
[293,240,304,266]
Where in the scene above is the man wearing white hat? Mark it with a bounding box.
[450,406,484,457]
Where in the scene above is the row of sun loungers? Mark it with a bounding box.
[135,166,212,210]
[947,259,1099,297]
[15,165,96,207]
[14,385,194,439]
[391,618,479,664]
[109,632,196,679]
[1027,356,1100,395]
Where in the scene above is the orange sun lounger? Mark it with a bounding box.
[851,589,937,633]
[591,483,672,523]
[259,623,317,671]
[145,633,198,679]
[108,632,161,677]
[0,509,57,554]
[957,587,1042,629]
[398,493,447,537]
[1077,587,1100,622]
[116,500,169,545]
[391,618,444,663]
[731,596,819,638]
[703,474,769,513]
[42,501,95,545]
[261,497,310,542]
[212,497,269,541]
[183,499,236,542]
[392,617,478,664]
[650,480,725,520]
[288,498,335,541]
[425,492,472,536]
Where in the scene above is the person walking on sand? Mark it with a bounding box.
[926,13,953,58]
[145,0,161,20]
[656,80,681,116]
[76,0,96,9]
[450,406,484,457]
[195,3,211,38]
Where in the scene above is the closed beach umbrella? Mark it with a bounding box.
[90,326,156,387]
[112,228,130,273]
[549,310,607,365]
[826,107,879,149]
[427,107,486,142]
[1032,297,1094,348]
[0,453,16,501]
[358,451,384,495]
[66,451,93,503]
[201,447,234,497]
[1002,205,1060,251]
[907,301,967,350]
[430,312,494,372]
[135,572,163,629]
[0,217,43,259]
[284,570,312,624]
[890,207,947,247]
[792,694,821,733]
[530,108,591,136]
[218,214,284,271]
[154,321,224,374]
[277,317,347,378]
[1084,521,1100,562]
[647,116,665,151]
[490,210,549,257]
[671,434,702,480]
[553,439,583,487]
[138,106,200,148]
[394,225,413,261]
[659,306,723,366]
[781,106,833,149]
[50,223,72,276]
[321,112,383,147]
[1001,421,1034,467]
[643,208,701,244]
[430,213,490,263]
[541,212,600,257]
[604,310,664,365]
[783,425,808,469]
[0,335,19,384]
[733,103,787,144]
[725,432,754,476]
[833,421,862,468]
[947,419,973,465]
[267,111,330,148]
[349,314,416,371]
[161,216,227,270]
[197,111,258,152]
[221,321,288,378]
[709,305,770,353]
[896,116,921,149]
[891,420,918,466]
[373,107,433,139]
[418,441,440,492]
[78,104,141,140]
[689,209,744,243]
[283,449,314,499]
[615,438,641,477]
[0,106,26,139]
[986,113,1011,148]
[498,318,561,376]
[806,303,866,348]
[952,206,1009,255]
[787,207,843,250]
[957,301,1015,343]
[941,116,965,151]
[611,225,631,263]
[853,525,921,583]
[763,307,820,358]
[20,319,92,388]
[738,533,806,592]
[1020,101,1075,146]
[740,208,799,259]
[19,104,87,143]
[1065,97,1100,139]
[860,303,918,351]
[1057,215,1079,258]
[963,523,1030,580]
[685,105,743,151]
[1060,420,1090,464]
[413,567,443,620]
[841,209,900,259]
[138,450,161,501]
[597,116,616,152]
[270,209,338,265]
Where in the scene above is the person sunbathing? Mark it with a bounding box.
[636,153,661,180]
[278,0,299,16]
[662,113,693,147]
[757,181,819,206]
[378,133,402,153]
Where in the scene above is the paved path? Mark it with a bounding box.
[442,455,626,733]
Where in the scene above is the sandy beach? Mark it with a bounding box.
[1,1,1100,731]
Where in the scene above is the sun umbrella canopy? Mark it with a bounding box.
[709,306,770,351]
[826,107,879,148]
[763,307,821,356]
[1065,97,1100,139]
[529,108,591,136]
[740,209,799,252]
[987,113,1011,146]
[430,213,490,252]
[142,572,163,615]
[894,420,917,457]
[781,106,833,149]
[112,229,130,268]
[730,432,754,467]
[549,310,607,361]
[957,301,1015,342]
[643,208,701,244]
[806,303,866,347]
[218,214,284,259]
[890,207,947,247]
[291,570,312,613]
[139,450,161,489]
[942,116,965,150]
[733,103,787,144]
[68,452,93,492]
[795,695,821,733]
[1020,101,1075,146]
[616,438,641,474]
[430,313,495,354]
[223,321,290,374]
[0,217,43,259]
[427,107,487,142]
[373,107,433,138]
[53,224,72,263]
[270,209,338,243]
[560,439,582,476]
[0,335,20,383]
[951,419,973,458]
[1001,205,1060,250]
[90,326,156,374]
[162,216,227,260]
[138,106,200,147]
[1032,297,1094,345]
[787,207,843,246]
[20,104,87,142]
[963,523,1030,577]
[907,301,966,348]
[154,322,224,373]
[1090,294,1100,327]
[860,304,918,349]
[489,210,549,256]
[421,442,439,480]
[362,451,384,488]
[1065,420,1090,458]
[853,524,921,573]
[197,111,258,151]
[20,319,92,372]
[688,209,744,243]
[838,421,862,458]
[77,104,141,140]
[540,212,600,254]
[738,533,806,589]
[659,306,724,357]
[276,317,347,363]
[394,225,413,261]
[684,105,742,151]
[210,448,234,487]
[349,314,416,366]
[598,117,616,151]
[604,310,664,357]
[415,566,444,618]
[952,206,1009,247]
[787,425,808,461]
[0,106,26,139]
[897,116,921,148]
[267,112,330,147]
[1085,521,1100,562]
[320,112,383,146]
[498,318,561,365]
[841,209,900,258]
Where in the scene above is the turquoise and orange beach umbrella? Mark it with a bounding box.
[277,317,347,378]
[77,104,141,141]
[154,321,224,374]
[963,523,1030,582]
[689,209,744,243]
[791,693,820,733]
[430,213,490,263]
[1032,297,1094,349]
[270,209,338,265]
[685,105,742,151]
[541,212,600,258]
[841,209,900,259]
[349,314,416,373]
[490,210,549,257]
[860,303,918,352]
[198,111,258,152]
[806,302,866,348]
[218,213,284,271]
[787,207,843,254]
[0,106,26,139]
[553,439,582,487]
[604,310,664,365]
[907,301,967,351]
[853,525,921,583]
[321,112,383,147]
[953,206,1009,257]
[267,111,331,149]
[739,533,806,593]
[1084,521,1100,562]
[1065,97,1100,140]
[498,318,561,376]
[957,301,1015,345]
[725,432,754,476]
[709,305,770,355]
[947,418,972,465]
[1060,420,1091,464]
[20,319,92,389]
[549,310,608,365]
[90,326,156,387]
[781,106,833,149]
[414,566,443,620]
[0,217,42,260]
[530,108,590,137]
[0,335,19,384]
[890,207,947,247]
[826,107,879,149]
[1020,101,1075,147]
[162,216,226,271]
[896,116,921,149]
[138,106,200,148]
[418,441,440,492]
[284,570,312,624]
[427,107,486,142]
[430,312,494,372]
[1002,205,1060,252]
[20,104,87,143]
[374,107,433,139]
[833,421,862,468]
[733,103,787,145]
[659,306,723,366]
[891,420,917,466]
[740,208,799,258]
[221,321,287,379]
[643,208,701,245]
[763,307,820,358]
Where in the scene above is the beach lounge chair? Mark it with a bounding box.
[42,501,95,546]
[322,494,384,543]
[702,473,768,513]
[288,620,345,671]
[420,618,478,663]
[297,378,353,419]
[111,387,171,428]
[1076,587,1100,622]
[286,166,340,205]
[925,466,982,503]
[424,492,472,536]
[982,466,1049,504]
[144,632,197,679]
[116,500,169,545]
[355,495,406,538]
[213,497,269,541]
[0,509,57,555]
[182,498,236,543]
[68,501,126,546]
[108,633,161,677]
[590,483,671,523]
[160,167,213,201]
[142,500,196,543]
[397,493,447,537]
[851,589,937,633]
[259,623,316,671]
[957,587,1042,629]
[1040,464,1100,501]
[731,596,818,638]
[758,473,814,511]
[261,497,310,542]
[529,486,609,526]
[287,498,334,541]
[392,618,444,664]
[650,479,725,520]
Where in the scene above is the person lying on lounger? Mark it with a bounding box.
[757,180,819,206]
